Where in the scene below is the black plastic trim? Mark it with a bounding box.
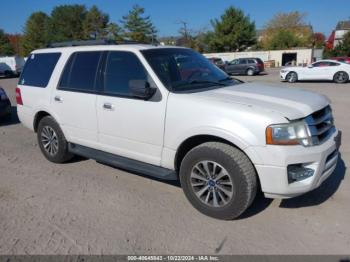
[68,143,178,180]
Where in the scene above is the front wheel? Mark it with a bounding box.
[37,116,73,163]
[179,142,257,220]
[286,72,298,83]
[333,71,349,84]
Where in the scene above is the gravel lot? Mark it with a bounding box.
[0,69,349,255]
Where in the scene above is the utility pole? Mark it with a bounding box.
[177,20,189,41]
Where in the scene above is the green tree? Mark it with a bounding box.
[261,11,313,50]
[0,29,14,55]
[121,5,157,43]
[265,11,307,30]
[209,6,256,52]
[265,29,300,50]
[83,5,109,39]
[21,12,50,55]
[49,5,87,42]
[106,22,124,41]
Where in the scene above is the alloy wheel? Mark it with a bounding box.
[41,126,59,156]
[336,72,347,83]
[190,160,234,208]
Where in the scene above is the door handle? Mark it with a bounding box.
[54,96,63,103]
[103,103,114,110]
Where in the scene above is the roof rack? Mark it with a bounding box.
[46,39,150,48]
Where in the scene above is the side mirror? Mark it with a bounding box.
[129,80,156,100]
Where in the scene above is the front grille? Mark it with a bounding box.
[305,106,335,145]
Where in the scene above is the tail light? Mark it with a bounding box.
[15,87,23,105]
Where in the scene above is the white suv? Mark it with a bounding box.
[17,41,341,219]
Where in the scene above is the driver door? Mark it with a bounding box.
[303,61,330,80]
[226,59,241,74]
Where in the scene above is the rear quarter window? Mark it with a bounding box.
[19,53,61,88]
[59,51,102,93]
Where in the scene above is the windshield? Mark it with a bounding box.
[141,48,240,92]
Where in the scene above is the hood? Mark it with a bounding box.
[193,82,329,120]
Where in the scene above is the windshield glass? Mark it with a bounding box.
[141,48,240,92]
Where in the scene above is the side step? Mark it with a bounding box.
[68,143,178,180]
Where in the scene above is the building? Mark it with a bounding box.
[204,48,323,67]
[327,20,350,48]
[334,20,350,46]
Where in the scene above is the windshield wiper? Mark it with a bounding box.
[188,80,226,86]
[219,76,244,84]
[172,80,226,90]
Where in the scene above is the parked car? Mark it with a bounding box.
[331,57,350,64]
[208,57,226,71]
[0,87,11,121]
[225,57,264,76]
[280,59,350,83]
[0,56,26,77]
[17,41,340,219]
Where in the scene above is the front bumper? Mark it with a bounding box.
[253,130,340,198]
[280,71,288,80]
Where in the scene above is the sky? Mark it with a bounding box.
[0,0,349,37]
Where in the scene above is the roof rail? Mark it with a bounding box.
[46,39,148,48]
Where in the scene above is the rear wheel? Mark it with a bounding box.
[246,68,254,76]
[179,142,257,220]
[286,72,298,83]
[333,71,349,84]
[37,116,73,163]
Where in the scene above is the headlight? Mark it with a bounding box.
[266,121,312,146]
[280,69,288,73]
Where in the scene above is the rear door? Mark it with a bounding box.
[96,51,166,165]
[51,51,102,148]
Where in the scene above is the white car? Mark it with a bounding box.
[17,41,341,219]
[280,60,350,84]
[0,56,26,77]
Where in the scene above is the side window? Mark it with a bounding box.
[19,53,61,87]
[313,62,329,67]
[59,51,102,92]
[248,59,256,64]
[239,59,247,65]
[103,51,151,97]
[230,59,239,65]
[329,62,340,66]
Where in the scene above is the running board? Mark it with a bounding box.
[68,143,178,180]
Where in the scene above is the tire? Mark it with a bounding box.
[333,71,349,84]
[246,68,254,76]
[179,142,257,220]
[3,113,12,122]
[286,71,298,83]
[37,116,73,163]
